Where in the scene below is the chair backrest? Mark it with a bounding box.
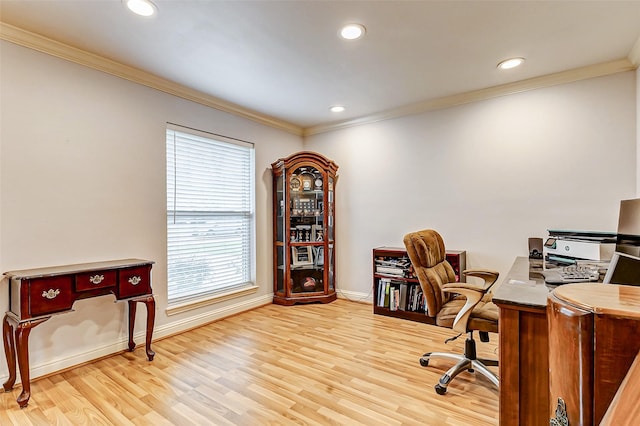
[403,229,457,318]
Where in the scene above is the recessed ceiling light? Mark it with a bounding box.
[329,105,345,113]
[497,57,525,70]
[340,24,366,40]
[124,0,157,17]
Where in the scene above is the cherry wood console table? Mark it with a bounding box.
[2,259,155,407]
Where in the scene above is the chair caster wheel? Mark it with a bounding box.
[419,358,429,367]
[435,384,447,395]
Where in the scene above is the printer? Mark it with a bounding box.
[543,230,617,264]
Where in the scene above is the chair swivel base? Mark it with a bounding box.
[419,335,499,395]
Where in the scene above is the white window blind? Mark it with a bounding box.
[166,126,255,304]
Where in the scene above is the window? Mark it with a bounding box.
[166,125,255,306]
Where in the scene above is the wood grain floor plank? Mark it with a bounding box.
[0,300,498,425]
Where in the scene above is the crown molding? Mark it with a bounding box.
[0,22,303,136]
[303,58,637,137]
[3,22,636,140]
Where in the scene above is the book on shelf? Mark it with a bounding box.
[399,282,408,311]
[375,257,410,267]
[375,256,411,276]
[393,288,400,311]
[377,278,390,306]
[375,266,405,276]
[407,285,425,313]
[389,287,400,311]
[374,255,413,278]
[383,280,391,307]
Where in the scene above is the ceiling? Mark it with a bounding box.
[1,1,640,135]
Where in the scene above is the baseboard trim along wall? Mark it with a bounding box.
[336,289,373,304]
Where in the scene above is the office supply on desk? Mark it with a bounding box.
[602,251,640,285]
[403,229,499,395]
[542,264,600,284]
[528,237,543,259]
[543,230,616,263]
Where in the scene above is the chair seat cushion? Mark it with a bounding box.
[436,295,499,333]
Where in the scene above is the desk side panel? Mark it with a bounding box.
[498,307,520,426]
[518,308,549,426]
[497,304,549,426]
[600,352,640,425]
[593,315,640,424]
[548,295,593,426]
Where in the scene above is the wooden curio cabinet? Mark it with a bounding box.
[271,151,338,305]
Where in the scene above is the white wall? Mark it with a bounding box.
[637,66,640,196]
[0,41,303,382]
[0,38,638,384]
[306,72,637,301]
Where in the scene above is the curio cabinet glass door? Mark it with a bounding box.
[271,151,338,305]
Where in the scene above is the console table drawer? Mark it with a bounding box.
[29,276,75,316]
[118,266,151,299]
[76,270,117,291]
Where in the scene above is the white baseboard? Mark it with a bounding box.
[3,293,273,385]
[336,289,373,304]
[153,293,273,340]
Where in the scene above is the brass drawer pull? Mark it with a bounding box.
[42,289,60,299]
[89,274,105,284]
[128,276,142,286]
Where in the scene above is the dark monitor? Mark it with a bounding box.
[603,252,640,285]
[616,198,640,256]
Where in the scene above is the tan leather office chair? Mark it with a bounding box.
[403,229,500,395]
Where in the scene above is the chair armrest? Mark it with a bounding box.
[462,269,500,289]
[442,282,488,293]
[442,270,500,334]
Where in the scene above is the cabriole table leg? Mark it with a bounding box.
[127,295,156,361]
[2,314,17,392]
[14,317,49,408]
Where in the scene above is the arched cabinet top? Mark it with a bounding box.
[271,151,339,174]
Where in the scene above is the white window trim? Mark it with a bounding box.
[166,123,256,313]
[165,284,259,316]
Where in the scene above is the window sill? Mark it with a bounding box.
[166,285,259,316]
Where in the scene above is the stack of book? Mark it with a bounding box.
[374,255,413,278]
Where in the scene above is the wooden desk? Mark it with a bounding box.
[2,259,155,407]
[494,258,640,426]
[548,283,640,425]
[492,257,551,426]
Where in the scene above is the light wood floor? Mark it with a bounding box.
[1,299,499,425]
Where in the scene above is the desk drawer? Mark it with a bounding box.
[29,276,74,316]
[118,265,151,299]
[76,270,117,291]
